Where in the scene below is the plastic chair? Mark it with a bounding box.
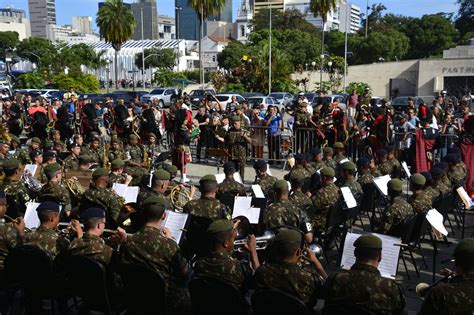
[251,288,308,315]
[189,276,243,315]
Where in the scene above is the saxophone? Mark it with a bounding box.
[143,145,149,168]
[102,142,110,169]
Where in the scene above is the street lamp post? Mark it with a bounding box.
[175,6,182,39]
[319,54,325,91]
[268,4,272,94]
[106,59,110,93]
[327,61,333,91]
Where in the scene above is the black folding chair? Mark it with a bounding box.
[314,198,344,264]
[252,288,308,315]
[181,216,213,261]
[219,190,241,210]
[189,276,243,315]
[398,213,429,279]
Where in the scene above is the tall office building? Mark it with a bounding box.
[338,1,361,34]
[72,16,92,34]
[28,0,56,38]
[175,0,232,40]
[254,0,284,14]
[131,0,158,40]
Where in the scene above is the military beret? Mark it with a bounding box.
[309,148,321,156]
[43,163,61,174]
[357,158,370,167]
[305,153,313,161]
[323,147,333,154]
[80,207,106,221]
[29,150,43,160]
[141,195,167,207]
[37,201,60,213]
[200,174,217,183]
[10,135,20,144]
[273,179,289,191]
[92,167,109,178]
[342,161,356,171]
[366,155,375,161]
[354,234,382,249]
[49,130,59,135]
[334,142,344,149]
[130,134,139,140]
[444,153,460,164]
[290,172,305,182]
[434,162,448,171]
[148,133,156,139]
[69,142,81,150]
[110,138,120,145]
[90,136,100,143]
[388,179,403,192]
[453,238,474,258]
[421,171,432,181]
[153,169,171,181]
[253,160,267,170]
[0,188,5,199]
[223,161,236,173]
[430,167,443,177]
[31,137,41,144]
[274,228,302,244]
[377,149,387,157]
[447,146,462,155]
[385,145,394,153]
[90,131,99,137]
[320,167,335,177]
[165,165,178,177]
[43,151,57,160]
[2,158,19,170]
[235,104,243,110]
[207,219,234,234]
[78,155,91,164]
[294,153,306,162]
[410,173,426,186]
[231,115,241,122]
[111,159,125,169]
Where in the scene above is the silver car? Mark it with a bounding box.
[140,88,179,107]
[268,92,294,107]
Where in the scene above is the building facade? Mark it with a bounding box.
[158,15,176,40]
[338,1,361,34]
[72,16,92,34]
[233,0,253,43]
[28,0,56,38]
[0,8,30,39]
[254,0,284,13]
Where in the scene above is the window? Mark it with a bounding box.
[164,25,171,33]
[240,25,245,37]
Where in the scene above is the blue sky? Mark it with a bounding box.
[0,0,460,30]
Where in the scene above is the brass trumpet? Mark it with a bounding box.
[233,230,275,252]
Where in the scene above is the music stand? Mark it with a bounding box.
[207,148,230,173]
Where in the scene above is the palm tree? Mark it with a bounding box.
[97,0,136,89]
[309,0,338,90]
[188,0,227,88]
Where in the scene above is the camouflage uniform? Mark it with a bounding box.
[108,172,126,186]
[285,166,310,182]
[388,158,401,175]
[333,154,347,165]
[125,144,148,186]
[371,167,383,178]
[109,149,127,162]
[217,177,246,197]
[194,251,248,288]
[449,164,467,188]
[80,187,124,228]
[338,178,363,202]
[0,219,23,274]
[377,161,393,176]
[68,233,113,265]
[381,196,413,233]
[440,175,452,191]
[25,227,69,258]
[324,158,338,170]
[419,275,474,315]
[408,191,432,214]
[434,178,451,195]
[183,196,231,221]
[38,181,72,212]
[254,174,277,196]
[137,190,173,210]
[17,148,32,165]
[63,154,80,171]
[312,183,340,228]
[308,161,326,174]
[289,191,314,219]
[425,185,441,202]
[357,172,374,187]
[2,179,32,217]
[324,263,405,315]
[262,199,311,232]
[81,146,102,165]
[359,93,372,107]
[226,129,248,180]
[253,261,323,308]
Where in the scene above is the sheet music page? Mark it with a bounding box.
[252,185,265,198]
[373,175,391,196]
[233,196,254,222]
[401,162,411,178]
[456,187,473,208]
[426,209,448,236]
[215,173,225,184]
[24,164,38,176]
[24,201,41,229]
[162,210,188,243]
[340,187,357,208]
[266,168,273,176]
[123,186,139,204]
[233,173,243,184]
[341,232,401,279]
[232,206,261,224]
[112,183,128,197]
[339,158,350,164]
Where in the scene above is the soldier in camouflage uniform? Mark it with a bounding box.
[445,153,467,188]
[253,228,326,309]
[359,87,372,108]
[307,148,326,175]
[338,161,363,202]
[293,102,312,153]
[284,153,311,183]
[7,136,21,160]
[63,142,81,171]
[38,163,72,215]
[137,169,173,210]
[253,160,277,197]
[386,146,401,178]
[376,149,393,176]
[25,201,69,258]
[368,156,383,178]
[435,161,452,192]
[357,158,374,187]
[323,147,338,170]
[262,180,313,243]
[38,151,58,184]
[217,161,245,198]
[18,137,41,165]
[323,234,405,314]
[108,159,132,187]
[379,179,413,235]
[1,159,33,218]
[419,238,474,315]
[333,142,347,164]
[312,167,340,229]
[421,171,441,202]
[289,172,313,219]
[225,116,252,181]
[80,137,102,166]
[119,196,191,315]
[125,134,148,186]
[108,139,127,162]
[431,167,451,195]
[408,173,432,214]
[79,168,125,229]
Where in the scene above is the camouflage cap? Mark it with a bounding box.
[200,174,217,183]
[290,172,305,182]
[207,219,234,234]
[323,147,333,154]
[130,134,139,140]
[274,228,302,244]
[354,234,382,249]
[273,179,289,191]
[453,238,474,258]
[165,164,178,177]
[231,115,241,122]
[10,135,20,144]
[235,104,243,110]
[78,155,91,164]
[80,207,106,221]
[342,161,356,171]
[153,169,170,181]
[111,159,125,169]
[320,167,335,177]
[334,142,344,149]
[43,163,61,174]
[31,137,41,144]
[92,167,109,178]
[36,201,60,213]
[410,173,426,186]
[388,179,403,192]
[141,195,167,207]
[2,158,19,170]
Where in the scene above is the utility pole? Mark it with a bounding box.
[200,4,204,89]
[365,0,369,37]
[343,3,349,90]
[268,4,272,94]
[141,7,145,86]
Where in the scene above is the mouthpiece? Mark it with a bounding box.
[415,282,430,297]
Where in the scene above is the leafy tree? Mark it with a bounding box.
[360,3,387,35]
[12,72,44,89]
[0,31,19,60]
[97,0,137,89]
[52,73,99,93]
[209,70,227,92]
[351,29,409,64]
[250,8,319,34]
[345,82,371,94]
[217,41,248,70]
[153,70,186,87]
[134,48,177,71]
[16,37,57,72]
[455,0,474,37]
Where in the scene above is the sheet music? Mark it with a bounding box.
[24,201,41,229]
[162,210,188,243]
[340,187,357,209]
[215,173,226,184]
[233,173,243,184]
[401,161,411,178]
[252,185,265,198]
[426,209,448,236]
[24,164,38,176]
[456,187,474,208]
[373,175,391,196]
[112,183,139,203]
[339,158,350,164]
[112,183,128,196]
[266,168,273,176]
[340,232,401,279]
[232,207,261,224]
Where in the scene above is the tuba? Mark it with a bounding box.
[170,184,191,212]
[21,171,43,193]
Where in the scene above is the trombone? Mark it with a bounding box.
[233,230,275,252]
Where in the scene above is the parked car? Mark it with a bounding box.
[247,96,280,111]
[112,90,149,101]
[242,92,264,100]
[268,92,294,107]
[390,96,434,112]
[188,89,216,109]
[304,92,318,104]
[213,94,246,110]
[140,88,180,107]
